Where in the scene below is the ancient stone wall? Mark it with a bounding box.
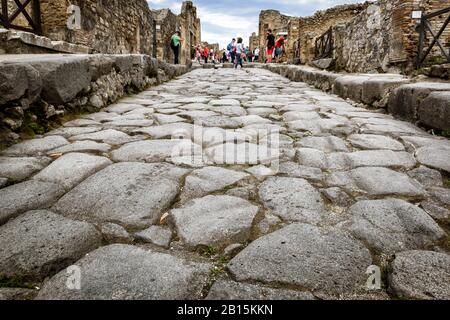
[333,0,450,74]
[179,1,201,65]
[258,10,291,61]
[154,9,178,64]
[38,0,155,55]
[249,32,259,53]
[296,3,369,65]
[0,54,190,149]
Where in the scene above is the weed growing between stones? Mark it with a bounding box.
[0,275,36,289]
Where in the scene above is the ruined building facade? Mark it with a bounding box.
[178,1,201,65]
[0,0,202,65]
[253,0,450,74]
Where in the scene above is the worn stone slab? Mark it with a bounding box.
[347,150,416,169]
[348,134,405,151]
[69,129,133,145]
[52,163,187,229]
[408,166,443,188]
[111,139,202,165]
[0,156,51,181]
[134,226,172,248]
[389,250,450,300]
[37,244,210,300]
[228,224,372,295]
[2,136,69,156]
[296,136,348,153]
[0,180,65,225]
[134,123,194,139]
[416,145,450,173]
[346,199,445,255]
[34,153,112,191]
[0,210,101,280]
[46,127,101,139]
[170,195,259,249]
[278,162,323,182]
[326,167,426,198]
[205,142,279,165]
[259,177,325,224]
[48,140,112,155]
[181,167,249,202]
[207,280,315,300]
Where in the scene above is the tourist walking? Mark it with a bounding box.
[203,46,209,64]
[227,38,237,64]
[170,31,183,65]
[235,37,245,69]
[254,47,260,62]
[266,29,275,63]
[275,34,285,63]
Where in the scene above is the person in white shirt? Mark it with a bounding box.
[254,47,260,62]
[234,37,245,69]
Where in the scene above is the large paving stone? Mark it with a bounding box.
[408,166,443,188]
[181,167,249,202]
[46,127,101,139]
[228,224,372,295]
[134,123,194,139]
[111,139,201,164]
[296,136,348,153]
[259,177,325,224]
[205,142,279,165]
[33,153,112,191]
[0,210,101,280]
[346,199,445,255]
[0,180,65,225]
[36,244,210,300]
[326,167,426,198]
[52,163,187,229]
[278,161,323,182]
[2,136,69,156]
[0,156,51,181]
[206,280,315,300]
[170,195,259,249]
[389,250,450,300]
[418,91,450,130]
[69,129,133,145]
[347,150,416,169]
[416,145,450,173]
[47,140,112,155]
[347,134,405,151]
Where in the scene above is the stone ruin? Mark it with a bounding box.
[251,0,450,75]
[0,0,202,65]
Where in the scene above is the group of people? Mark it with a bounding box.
[224,38,260,68]
[170,29,286,67]
[265,29,286,63]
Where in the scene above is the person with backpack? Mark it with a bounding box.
[227,39,237,64]
[170,31,183,65]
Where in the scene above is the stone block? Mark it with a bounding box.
[418,91,450,130]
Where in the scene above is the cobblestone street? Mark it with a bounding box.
[0,67,449,300]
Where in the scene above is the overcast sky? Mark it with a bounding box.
[148,0,362,48]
